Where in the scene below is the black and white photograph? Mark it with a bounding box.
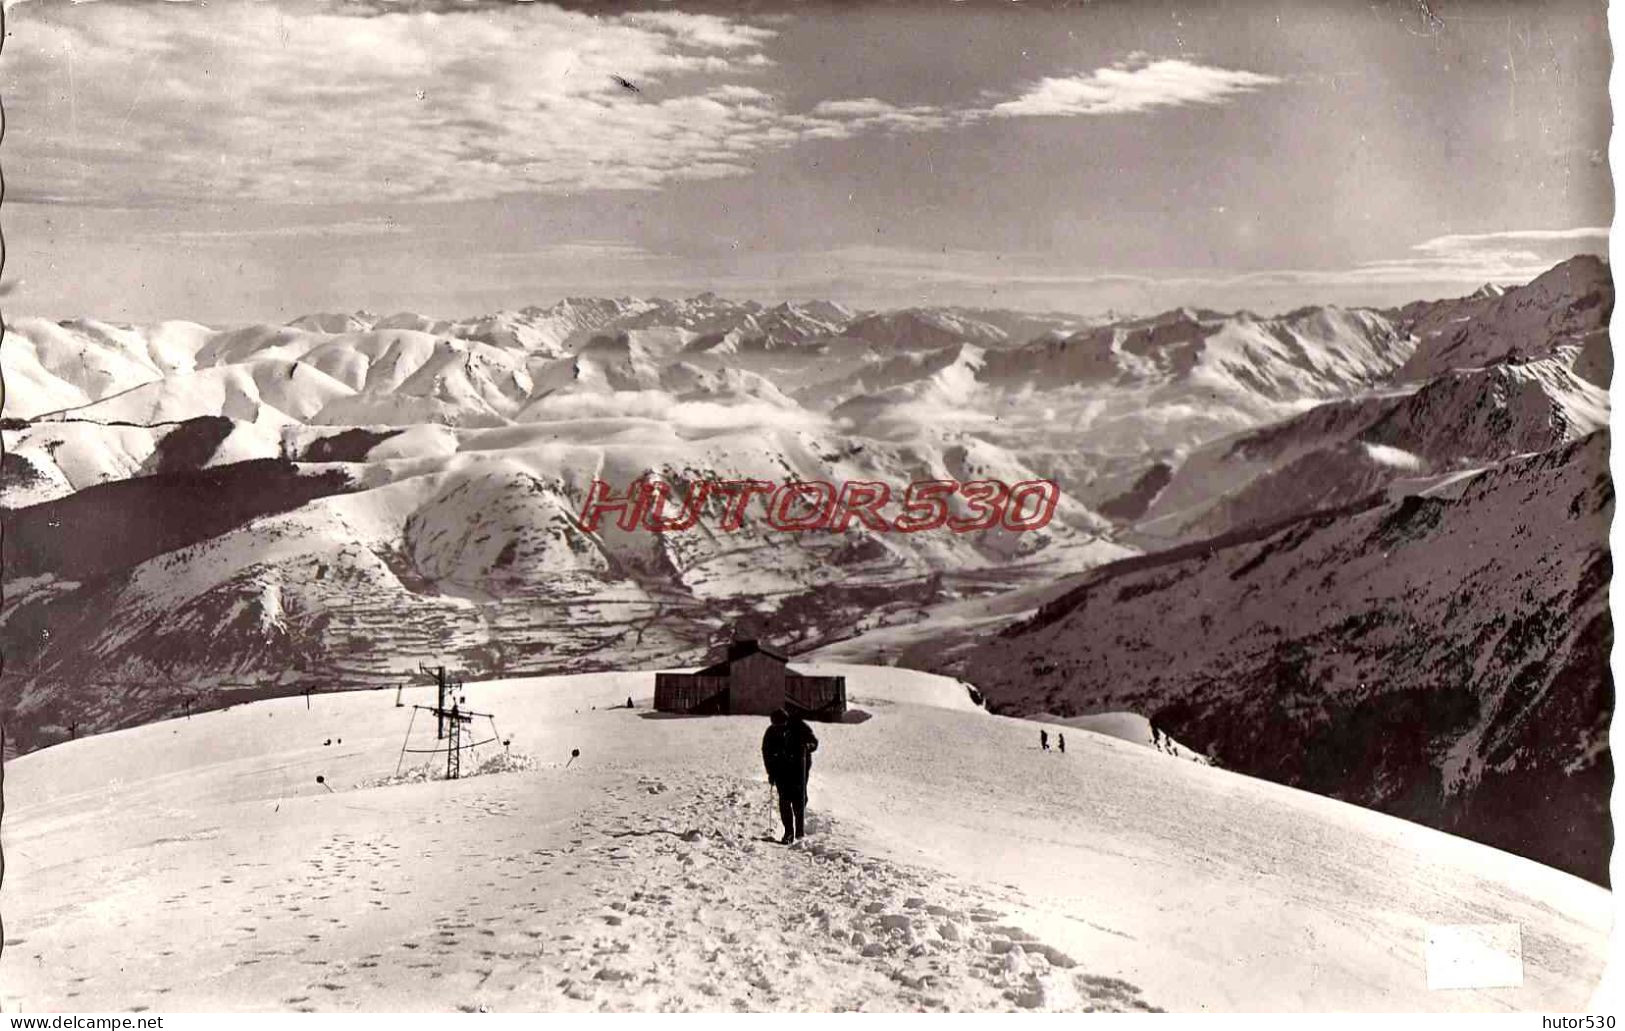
[0,0,1615,1015]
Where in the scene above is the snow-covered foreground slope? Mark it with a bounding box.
[2,666,1606,1012]
[1036,711,1210,762]
[956,430,1612,885]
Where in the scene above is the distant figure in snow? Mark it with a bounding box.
[1039,729,1050,752]
[626,696,634,709]
[762,709,819,844]
[1058,733,1066,754]
[1150,724,1163,751]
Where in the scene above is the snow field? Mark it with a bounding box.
[3,665,1606,1012]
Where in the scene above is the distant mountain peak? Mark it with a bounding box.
[1395,253,1613,382]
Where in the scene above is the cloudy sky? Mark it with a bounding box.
[6,0,1612,323]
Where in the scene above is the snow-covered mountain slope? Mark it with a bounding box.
[841,309,1012,351]
[1394,254,1611,383]
[984,305,1410,399]
[802,554,1137,674]
[676,300,858,354]
[2,286,1429,500]
[953,431,1612,885]
[5,292,1227,761]
[3,300,1090,436]
[5,317,219,418]
[964,305,1413,456]
[61,359,358,426]
[0,415,289,508]
[0,418,1121,753]
[827,346,989,436]
[796,343,985,411]
[1034,711,1209,762]
[1,257,1608,886]
[3,666,1606,1012]
[376,299,644,357]
[1113,261,1614,541]
[1137,355,1609,542]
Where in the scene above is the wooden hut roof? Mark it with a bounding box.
[696,638,790,675]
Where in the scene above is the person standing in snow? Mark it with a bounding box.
[1040,729,1050,751]
[1058,733,1066,754]
[762,708,818,844]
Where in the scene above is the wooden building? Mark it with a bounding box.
[655,639,847,720]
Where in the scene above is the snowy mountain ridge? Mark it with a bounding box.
[951,429,1612,884]
[0,257,1612,892]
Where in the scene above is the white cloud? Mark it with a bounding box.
[10,2,796,204]
[518,389,824,435]
[7,2,1286,207]
[674,234,1604,313]
[1409,227,1609,256]
[992,58,1281,118]
[617,10,776,52]
[811,98,899,118]
[801,57,1281,142]
[1345,226,1609,284]
[793,98,959,141]
[153,219,411,242]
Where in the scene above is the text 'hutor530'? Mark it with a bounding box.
[577,478,1061,534]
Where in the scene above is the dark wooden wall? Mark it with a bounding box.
[656,660,847,719]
